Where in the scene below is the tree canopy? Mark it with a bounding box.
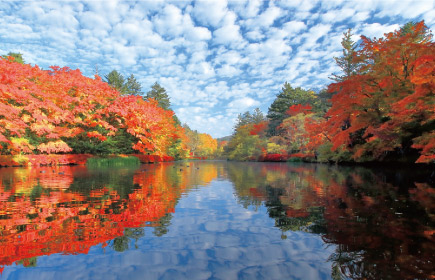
[266,82,318,136]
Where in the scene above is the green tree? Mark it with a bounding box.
[400,21,432,42]
[2,52,25,64]
[104,70,127,94]
[125,74,142,96]
[252,108,267,123]
[234,108,266,133]
[225,125,266,161]
[266,82,317,136]
[145,82,171,110]
[330,29,362,82]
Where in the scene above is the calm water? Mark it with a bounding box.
[0,161,433,280]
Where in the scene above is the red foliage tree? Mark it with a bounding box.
[0,59,182,157]
[325,21,434,162]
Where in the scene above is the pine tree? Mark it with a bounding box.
[145,82,171,110]
[104,70,127,94]
[330,29,362,82]
[267,82,317,136]
[125,74,142,96]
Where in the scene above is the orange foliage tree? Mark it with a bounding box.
[0,58,184,157]
[324,21,434,163]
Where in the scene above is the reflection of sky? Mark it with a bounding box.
[2,180,335,280]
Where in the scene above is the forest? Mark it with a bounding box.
[0,21,433,165]
[224,21,434,164]
[0,53,218,166]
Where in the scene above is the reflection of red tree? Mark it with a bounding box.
[0,162,220,269]
[243,164,433,280]
[0,166,179,268]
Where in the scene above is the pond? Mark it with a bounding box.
[0,161,433,279]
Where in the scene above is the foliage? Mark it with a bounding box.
[225,21,434,164]
[125,74,142,96]
[1,52,25,64]
[324,21,434,163]
[330,29,363,82]
[0,58,184,157]
[226,108,269,160]
[104,70,143,96]
[266,82,319,136]
[183,124,217,158]
[104,70,127,94]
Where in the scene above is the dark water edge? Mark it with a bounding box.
[0,161,433,279]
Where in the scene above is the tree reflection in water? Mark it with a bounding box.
[227,162,434,280]
[0,161,219,272]
[0,161,433,279]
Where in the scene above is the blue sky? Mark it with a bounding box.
[0,0,433,138]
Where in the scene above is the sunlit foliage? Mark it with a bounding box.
[0,59,186,157]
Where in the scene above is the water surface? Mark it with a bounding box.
[0,161,433,279]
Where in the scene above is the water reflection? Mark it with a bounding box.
[0,161,219,273]
[0,161,433,279]
[227,162,434,280]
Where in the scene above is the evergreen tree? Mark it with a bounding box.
[2,52,25,64]
[234,108,266,133]
[145,82,171,110]
[104,70,127,94]
[125,74,142,96]
[252,108,267,124]
[330,29,361,82]
[266,82,317,136]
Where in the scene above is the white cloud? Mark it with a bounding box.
[154,4,185,38]
[277,0,319,12]
[185,26,212,41]
[0,0,426,137]
[301,24,332,48]
[282,21,307,37]
[217,64,241,77]
[79,11,111,31]
[358,23,400,38]
[213,12,245,47]
[321,9,355,23]
[256,4,283,28]
[244,0,263,18]
[376,0,434,19]
[192,0,228,27]
[228,97,260,109]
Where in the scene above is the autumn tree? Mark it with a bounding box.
[184,125,200,156]
[182,125,216,158]
[0,58,183,157]
[267,82,318,136]
[324,21,435,163]
[225,108,268,160]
